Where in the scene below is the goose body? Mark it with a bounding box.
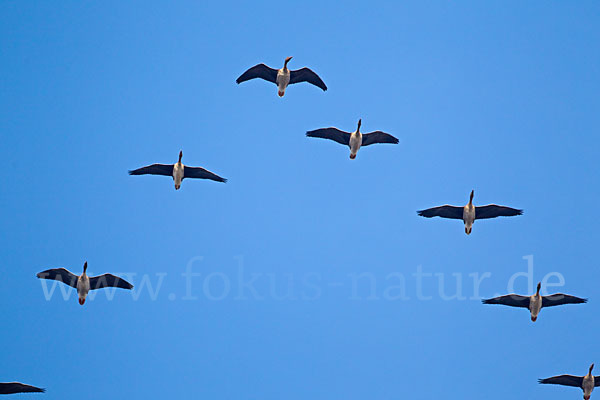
[585,374,596,400]
[236,56,327,97]
[173,158,185,190]
[348,127,362,159]
[539,364,600,400]
[0,382,45,394]
[417,190,523,234]
[77,272,91,305]
[276,64,291,97]
[529,292,542,321]
[36,262,133,305]
[306,119,398,159]
[483,282,587,322]
[463,201,475,234]
[129,151,227,190]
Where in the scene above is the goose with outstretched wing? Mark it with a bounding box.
[236,57,327,97]
[482,282,587,321]
[417,190,522,234]
[306,119,398,159]
[129,151,227,190]
[37,262,133,305]
[539,364,600,400]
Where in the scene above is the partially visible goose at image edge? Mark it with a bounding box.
[482,282,587,322]
[129,151,227,190]
[36,262,133,305]
[306,119,399,159]
[0,382,45,395]
[539,364,600,400]
[236,56,327,97]
[417,190,523,234]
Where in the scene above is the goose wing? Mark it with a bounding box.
[36,268,78,288]
[306,128,351,146]
[128,164,173,176]
[417,205,464,219]
[539,375,584,387]
[0,383,45,394]
[475,205,523,220]
[361,131,399,146]
[482,294,530,308]
[89,274,133,290]
[542,294,587,307]
[183,166,227,183]
[289,68,327,91]
[236,64,278,84]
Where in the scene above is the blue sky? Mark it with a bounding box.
[1,1,599,399]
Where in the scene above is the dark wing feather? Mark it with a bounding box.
[306,128,351,146]
[128,164,173,176]
[542,294,587,308]
[417,205,464,219]
[594,377,600,387]
[236,64,278,84]
[481,294,530,308]
[475,205,523,220]
[361,131,399,146]
[89,274,133,290]
[538,375,584,387]
[289,68,327,91]
[36,268,78,289]
[0,382,45,394]
[183,166,227,183]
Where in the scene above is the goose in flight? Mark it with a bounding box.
[236,57,327,97]
[306,119,398,159]
[129,151,227,190]
[417,190,522,234]
[37,262,133,305]
[482,282,587,321]
[539,364,600,400]
[0,382,45,394]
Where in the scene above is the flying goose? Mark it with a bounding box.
[236,57,327,97]
[482,282,587,321]
[37,262,133,305]
[417,190,522,234]
[539,364,600,400]
[129,151,227,190]
[0,382,45,395]
[306,119,398,159]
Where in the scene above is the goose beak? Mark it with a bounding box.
[285,56,293,63]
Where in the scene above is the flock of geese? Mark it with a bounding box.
[3,57,592,399]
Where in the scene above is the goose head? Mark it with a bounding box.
[536,282,541,295]
[284,56,293,69]
[590,364,595,374]
[178,151,183,163]
[357,119,362,133]
[469,190,474,204]
[83,261,88,275]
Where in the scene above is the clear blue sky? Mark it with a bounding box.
[1,1,599,399]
